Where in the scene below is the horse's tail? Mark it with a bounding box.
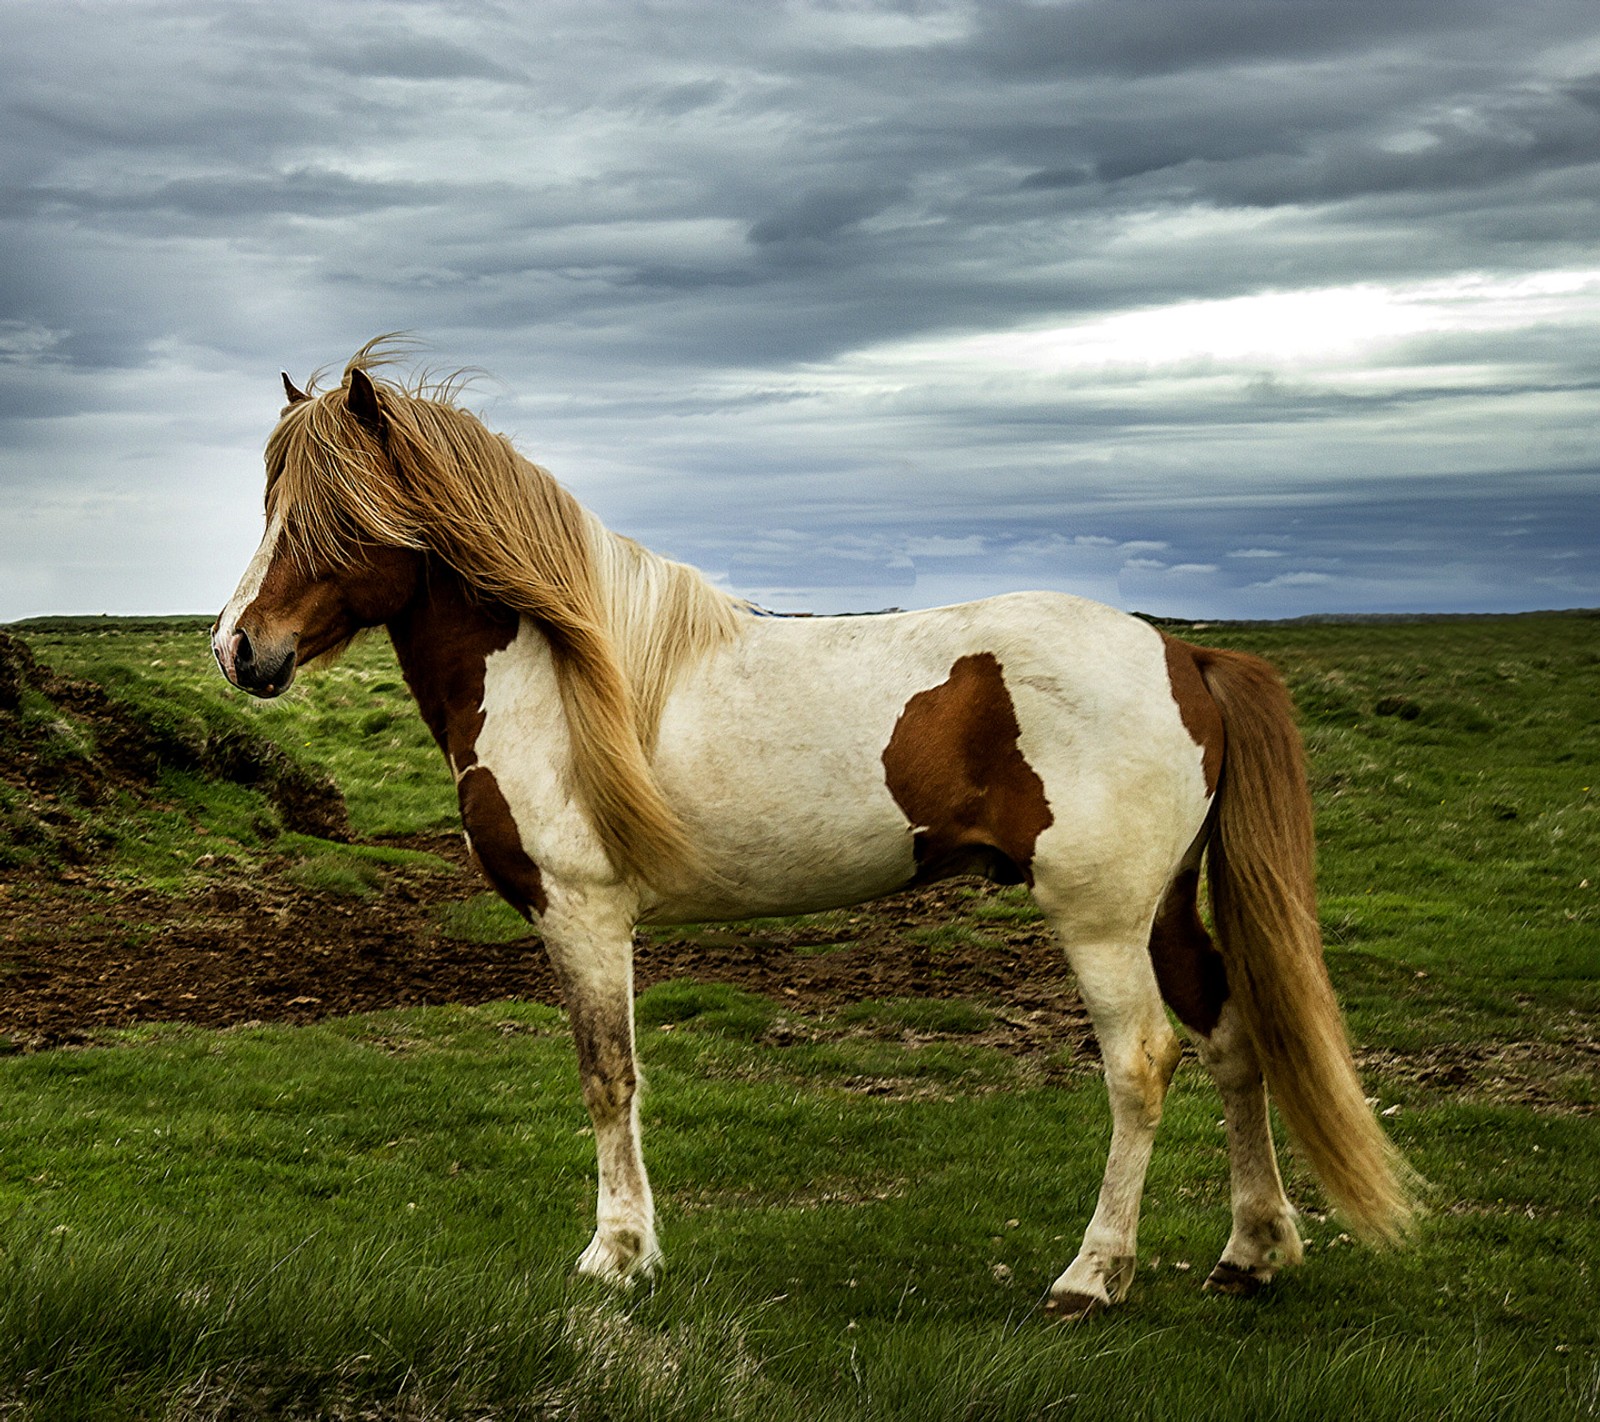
[1193,644,1417,1245]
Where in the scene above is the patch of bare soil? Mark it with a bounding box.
[1357,1039,1599,1116]
[0,835,1095,1063]
[2,840,1591,1114]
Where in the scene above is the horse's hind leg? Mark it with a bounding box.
[1148,867,1301,1293]
[1039,898,1182,1318]
[541,893,661,1284]
[1195,1006,1303,1293]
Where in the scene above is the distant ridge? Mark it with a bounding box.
[1138,608,1599,629]
[5,607,1596,635]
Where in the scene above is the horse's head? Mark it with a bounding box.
[212,367,422,698]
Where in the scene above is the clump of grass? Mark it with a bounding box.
[905,924,1004,953]
[961,886,1043,925]
[636,981,778,1040]
[438,891,534,944]
[286,855,385,898]
[21,620,456,838]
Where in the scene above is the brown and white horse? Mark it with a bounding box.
[214,347,1413,1317]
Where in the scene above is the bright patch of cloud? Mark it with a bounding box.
[864,269,1600,376]
[1251,571,1336,588]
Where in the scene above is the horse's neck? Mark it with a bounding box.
[386,568,526,773]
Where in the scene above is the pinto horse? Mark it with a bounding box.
[213,349,1413,1317]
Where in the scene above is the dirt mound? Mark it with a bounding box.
[0,628,349,863]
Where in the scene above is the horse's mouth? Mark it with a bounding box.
[213,627,298,698]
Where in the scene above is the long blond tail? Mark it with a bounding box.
[1194,644,1416,1244]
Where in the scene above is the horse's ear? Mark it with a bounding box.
[281,371,308,405]
[346,366,386,437]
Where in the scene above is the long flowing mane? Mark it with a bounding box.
[264,340,746,891]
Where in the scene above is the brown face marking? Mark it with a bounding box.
[1147,866,1229,1035]
[881,652,1054,886]
[239,533,421,670]
[457,764,548,919]
[1161,634,1224,797]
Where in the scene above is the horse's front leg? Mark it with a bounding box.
[541,893,660,1284]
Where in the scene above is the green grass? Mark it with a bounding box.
[0,1006,1592,1419]
[0,612,1596,1417]
[1185,615,1599,1047]
[438,890,538,944]
[15,617,456,838]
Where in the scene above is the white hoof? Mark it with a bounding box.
[1045,1251,1135,1318]
[575,1224,661,1285]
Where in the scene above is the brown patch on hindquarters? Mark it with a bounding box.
[881,653,1054,886]
[457,764,548,918]
[1147,866,1230,1035]
[1161,634,1224,798]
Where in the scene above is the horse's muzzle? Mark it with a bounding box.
[214,626,297,698]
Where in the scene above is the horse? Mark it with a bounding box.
[212,345,1414,1317]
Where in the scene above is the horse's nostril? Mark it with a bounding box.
[234,629,253,668]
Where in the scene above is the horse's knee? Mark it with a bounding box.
[1105,1021,1181,1127]
[581,1060,637,1119]
[576,1033,636,1119]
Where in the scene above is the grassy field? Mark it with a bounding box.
[0,611,1595,1419]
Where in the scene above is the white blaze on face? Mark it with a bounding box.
[212,509,284,677]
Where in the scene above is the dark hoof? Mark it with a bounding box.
[1203,1260,1267,1296]
[1043,1291,1106,1322]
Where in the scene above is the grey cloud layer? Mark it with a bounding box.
[1,0,1597,620]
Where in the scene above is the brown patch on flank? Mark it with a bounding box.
[881,652,1054,886]
[1161,634,1224,798]
[388,569,520,771]
[457,764,547,919]
[1147,866,1229,1036]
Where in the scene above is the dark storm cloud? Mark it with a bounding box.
[324,35,525,83]
[7,169,451,223]
[966,0,1504,79]
[748,185,908,247]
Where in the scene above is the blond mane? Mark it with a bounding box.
[265,340,746,892]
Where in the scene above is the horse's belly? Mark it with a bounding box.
[646,750,919,924]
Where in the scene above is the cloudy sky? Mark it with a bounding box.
[3,0,1598,622]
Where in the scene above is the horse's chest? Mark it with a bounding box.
[457,631,610,886]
